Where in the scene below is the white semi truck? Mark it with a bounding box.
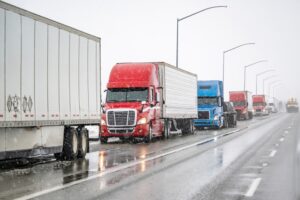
[0,2,101,160]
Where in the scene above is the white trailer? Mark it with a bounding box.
[157,62,197,136]
[0,2,101,160]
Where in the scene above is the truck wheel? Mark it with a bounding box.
[63,127,79,160]
[224,118,229,128]
[78,128,89,158]
[163,120,170,139]
[144,123,153,143]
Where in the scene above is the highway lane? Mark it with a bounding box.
[0,114,282,199]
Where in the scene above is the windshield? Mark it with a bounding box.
[253,102,265,106]
[106,88,148,102]
[198,97,218,106]
[232,101,245,107]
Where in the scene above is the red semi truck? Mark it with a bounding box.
[252,95,269,116]
[100,62,198,143]
[229,91,253,120]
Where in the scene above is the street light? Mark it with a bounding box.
[243,60,268,91]
[176,5,227,68]
[262,75,277,94]
[255,69,275,94]
[267,80,282,96]
[223,42,255,93]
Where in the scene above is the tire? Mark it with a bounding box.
[78,128,89,158]
[144,122,153,143]
[63,127,79,160]
[224,118,229,128]
[163,120,170,139]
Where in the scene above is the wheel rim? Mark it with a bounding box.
[73,133,78,154]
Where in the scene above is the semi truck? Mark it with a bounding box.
[286,98,299,113]
[100,62,198,143]
[194,80,223,129]
[194,81,236,129]
[0,2,101,160]
[252,95,269,116]
[267,97,279,113]
[229,91,253,120]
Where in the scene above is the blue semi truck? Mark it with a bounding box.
[194,80,237,129]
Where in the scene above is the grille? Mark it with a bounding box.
[256,109,262,112]
[107,110,136,126]
[198,111,209,119]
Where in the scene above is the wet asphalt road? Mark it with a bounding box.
[0,113,298,200]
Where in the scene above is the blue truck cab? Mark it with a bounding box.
[194,80,224,129]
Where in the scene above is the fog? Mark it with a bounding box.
[4,0,300,101]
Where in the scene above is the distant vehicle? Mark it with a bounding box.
[286,98,299,113]
[252,95,269,116]
[223,102,237,128]
[229,91,253,120]
[267,97,279,113]
[100,62,198,143]
[0,1,101,160]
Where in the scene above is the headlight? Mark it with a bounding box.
[137,117,147,125]
[213,115,218,121]
[101,119,106,126]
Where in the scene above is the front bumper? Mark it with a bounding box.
[194,119,219,127]
[100,123,149,138]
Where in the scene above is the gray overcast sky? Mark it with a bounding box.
[4,0,300,101]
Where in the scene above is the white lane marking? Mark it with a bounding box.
[280,137,285,142]
[262,162,268,167]
[275,143,279,147]
[14,129,242,200]
[284,130,289,134]
[245,178,262,197]
[269,150,277,157]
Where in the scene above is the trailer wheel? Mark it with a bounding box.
[63,127,79,160]
[78,128,89,158]
[144,122,153,143]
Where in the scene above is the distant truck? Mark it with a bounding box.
[194,80,236,129]
[229,91,253,120]
[286,98,299,113]
[252,95,269,116]
[0,2,101,160]
[267,97,279,113]
[100,62,198,143]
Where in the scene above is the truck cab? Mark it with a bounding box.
[252,95,269,116]
[194,80,224,129]
[100,63,163,143]
[229,91,253,120]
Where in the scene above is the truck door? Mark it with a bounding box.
[149,86,160,134]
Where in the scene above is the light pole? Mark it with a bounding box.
[176,5,227,68]
[255,69,275,94]
[267,80,281,96]
[262,75,277,94]
[223,42,255,94]
[243,60,268,91]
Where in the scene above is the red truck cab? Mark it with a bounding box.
[229,91,253,120]
[100,63,163,143]
[252,95,269,116]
